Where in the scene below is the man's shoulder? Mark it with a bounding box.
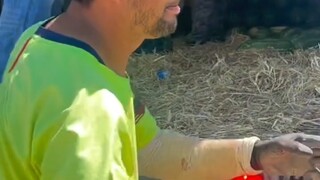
[4,37,127,103]
[7,29,109,86]
[3,18,133,110]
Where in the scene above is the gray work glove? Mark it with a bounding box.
[250,133,320,179]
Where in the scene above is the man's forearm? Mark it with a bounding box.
[138,130,262,180]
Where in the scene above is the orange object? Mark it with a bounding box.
[232,174,264,180]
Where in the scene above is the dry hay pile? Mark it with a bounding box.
[128,34,320,140]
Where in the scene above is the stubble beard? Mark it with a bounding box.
[131,2,177,38]
[149,18,177,38]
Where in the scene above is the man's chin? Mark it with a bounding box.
[158,25,177,38]
[144,20,177,39]
[147,31,175,39]
[148,33,174,40]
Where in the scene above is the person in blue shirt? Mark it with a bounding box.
[0,0,70,81]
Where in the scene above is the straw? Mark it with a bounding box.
[128,33,320,140]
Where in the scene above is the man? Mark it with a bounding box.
[0,0,70,81]
[0,0,320,179]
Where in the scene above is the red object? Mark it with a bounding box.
[9,38,32,73]
[232,174,264,180]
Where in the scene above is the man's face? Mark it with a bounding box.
[130,0,181,39]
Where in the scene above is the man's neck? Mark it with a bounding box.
[47,2,144,77]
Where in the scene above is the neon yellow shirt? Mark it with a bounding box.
[0,18,160,180]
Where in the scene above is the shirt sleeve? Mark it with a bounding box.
[35,89,137,179]
[133,97,160,150]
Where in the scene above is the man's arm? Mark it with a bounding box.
[138,128,261,180]
[134,101,261,180]
[136,108,320,179]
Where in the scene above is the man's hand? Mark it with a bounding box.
[250,133,320,178]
